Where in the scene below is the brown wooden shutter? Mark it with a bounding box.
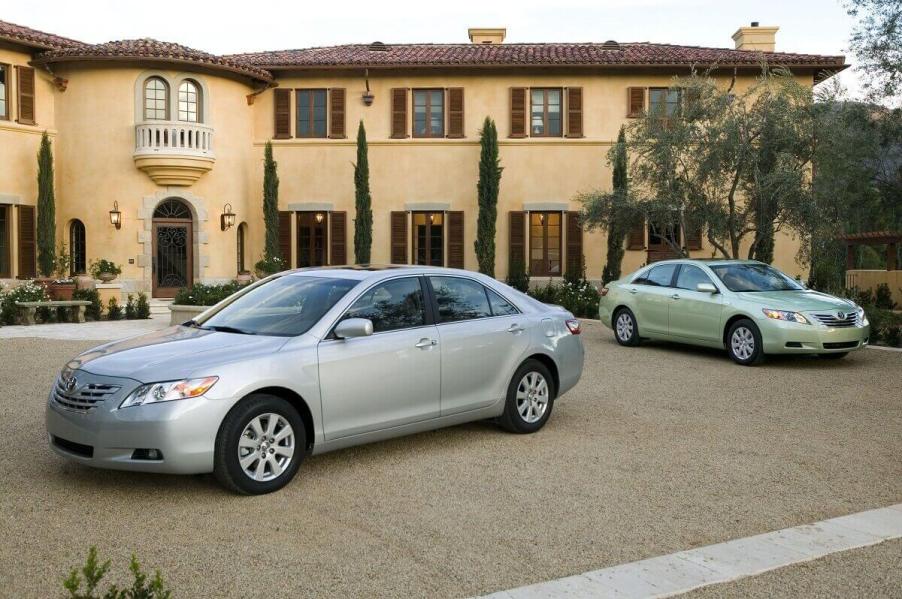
[329,211,347,265]
[447,211,464,268]
[509,211,526,272]
[390,211,408,264]
[273,88,291,139]
[566,87,583,137]
[686,227,703,251]
[509,87,527,138]
[627,216,646,250]
[446,88,465,138]
[565,211,583,276]
[390,88,408,138]
[278,211,292,267]
[17,205,36,278]
[16,66,35,125]
[328,88,346,139]
[627,87,645,118]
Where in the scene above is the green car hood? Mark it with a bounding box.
[734,290,855,311]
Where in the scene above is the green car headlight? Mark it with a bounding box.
[857,306,868,326]
[762,308,810,324]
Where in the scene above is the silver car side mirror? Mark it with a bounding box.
[696,282,718,294]
[334,318,374,339]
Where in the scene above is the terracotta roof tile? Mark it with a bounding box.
[33,39,274,83]
[228,42,847,72]
[0,19,87,50]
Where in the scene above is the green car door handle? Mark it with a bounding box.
[671,293,681,300]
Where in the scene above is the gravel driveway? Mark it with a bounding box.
[0,322,899,597]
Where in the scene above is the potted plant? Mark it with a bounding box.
[90,259,122,283]
[49,242,76,300]
[236,270,254,285]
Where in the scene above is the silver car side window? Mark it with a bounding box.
[343,277,426,333]
[429,276,493,323]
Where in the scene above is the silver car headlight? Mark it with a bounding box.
[762,308,810,324]
[120,377,218,409]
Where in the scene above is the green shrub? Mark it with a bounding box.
[107,297,123,321]
[0,281,49,325]
[863,305,902,347]
[135,293,151,320]
[89,259,122,280]
[173,281,248,306]
[506,259,530,293]
[63,546,172,599]
[527,276,599,318]
[124,295,136,320]
[254,254,284,276]
[874,283,897,310]
[72,288,102,320]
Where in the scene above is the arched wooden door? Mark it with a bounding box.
[152,198,193,297]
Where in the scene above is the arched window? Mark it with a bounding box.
[69,219,86,275]
[237,222,248,274]
[144,77,169,120]
[178,80,202,123]
[153,198,192,220]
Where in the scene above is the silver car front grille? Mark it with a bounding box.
[53,377,121,412]
[810,312,859,328]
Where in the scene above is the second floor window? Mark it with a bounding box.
[296,89,327,138]
[413,89,444,137]
[0,65,7,119]
[178,80,201,122]
[530,88,562,137]
[649,88,681,119]
[144,77,169,120]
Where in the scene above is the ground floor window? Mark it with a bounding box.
[297,212,327,267]
[0,206,9,277]
[529,212,562,276]
[412,212,443,266]
[69,219,86,275]
[237,222,247,274]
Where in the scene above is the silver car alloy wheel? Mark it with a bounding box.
[731,327,755,361]
[237,413,295,482]
[516,372,549,424]
[616,312,633,342]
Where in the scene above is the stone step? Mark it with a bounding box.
[148,298,174,314]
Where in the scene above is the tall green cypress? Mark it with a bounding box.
[354,120,373,264]
[36,132,56,277]
[601,126,629,284]
[262,141,280,262]
[475,117,502,276]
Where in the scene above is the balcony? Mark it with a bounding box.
[133,122,215,186]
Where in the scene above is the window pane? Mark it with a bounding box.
[646,264,677,287]
[0,205,8,277]
[344,277,425,333]
[413,91,427,106]
[675,265,713,291]
[429,276,492,323]
[487,288,518,316]
[0,67,7,118]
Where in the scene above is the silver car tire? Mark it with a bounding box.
[727,319,764,366]
[498,359,556,434]
[214,394,306,495]
[613,308,640,347]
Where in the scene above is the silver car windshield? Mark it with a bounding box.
[710,264,804,293]
[197,276,358,336]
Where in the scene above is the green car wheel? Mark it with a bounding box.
[727,319,764,366]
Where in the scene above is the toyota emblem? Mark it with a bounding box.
[836,312,845,320]
[65,376,77,394]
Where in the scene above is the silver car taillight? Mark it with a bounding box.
[565,319,581,335]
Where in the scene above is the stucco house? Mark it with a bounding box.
[0,19,846,297]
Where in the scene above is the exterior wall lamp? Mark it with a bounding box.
[221,203,236,231]
[315,212,324,224]
[109,201,122,229]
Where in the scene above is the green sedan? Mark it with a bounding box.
[598,259,870,365]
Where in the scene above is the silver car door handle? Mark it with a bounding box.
[415,338,437,349]
[507,324,525,333]
[671,293,681,300]
[628,287,638,294]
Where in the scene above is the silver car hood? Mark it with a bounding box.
[71,325,289,382]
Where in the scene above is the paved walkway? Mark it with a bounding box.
[0,313,170,341]
[480,504,902,598]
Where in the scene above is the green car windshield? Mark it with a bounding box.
[709,263,804,293]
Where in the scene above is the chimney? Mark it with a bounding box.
[732,22,779,52]
[468,27,506,44]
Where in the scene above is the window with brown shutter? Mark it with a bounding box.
[509,87,527,138]
[273,88,292,139]
[16,66,35,125]
[447,88,464,138]
[0,64,10,121]
[627,87,645,118]
[391,88,408,138]
[447,211,464,268]
[509,211,526,272]
[686,227,703,251]
[278,211,292,267]
[329,88,346,139]
[390,211,408,263]
[17,205,36,278]
[627,216,646,250]
[329,212,347,265]
[0,205,10,277]
[566,87,583,138]
[565,212,583,276]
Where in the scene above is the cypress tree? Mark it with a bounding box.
[354,120,373,264]
[36,132,56,277]
[475,117,502,276]
[601,126,629,284]
[262,141,280,263]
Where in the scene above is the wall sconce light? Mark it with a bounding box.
[109,201,122,229]
[221,203,236,231]
[362,68,374,106]
[315,212,324,224]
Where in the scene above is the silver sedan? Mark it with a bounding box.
[46,266,584,494]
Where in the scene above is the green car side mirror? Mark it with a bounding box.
[696,282,718,294]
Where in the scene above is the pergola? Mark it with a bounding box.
[840,231,900,271]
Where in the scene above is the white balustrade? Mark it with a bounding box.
[134,122,215,158]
